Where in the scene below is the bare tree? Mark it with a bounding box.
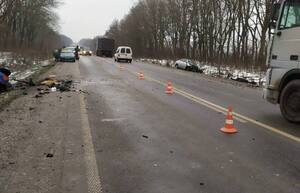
[0,0,62,57]
[105,0,273,71]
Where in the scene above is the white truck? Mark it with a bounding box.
[264,0,300,123]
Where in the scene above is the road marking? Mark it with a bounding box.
[79,94,103,193]
[123,69,247,123]
[101,118,126,122]
[145,75,247,123]
[122,67,300,143]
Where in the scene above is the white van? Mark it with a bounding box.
[114,46,133,63]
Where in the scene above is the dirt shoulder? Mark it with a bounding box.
[0,62,88,193]
[0,63,55,111]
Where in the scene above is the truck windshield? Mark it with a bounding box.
[279,0,300,29]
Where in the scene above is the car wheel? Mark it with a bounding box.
[129,59,132,63]
[175,64,178,69]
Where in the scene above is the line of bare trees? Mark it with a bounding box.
[105,0,273,69]
[0,0,63,57]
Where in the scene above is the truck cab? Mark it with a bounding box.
[264,0,300,123]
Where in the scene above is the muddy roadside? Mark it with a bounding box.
[0,61,89,193]
[0,62,56,111]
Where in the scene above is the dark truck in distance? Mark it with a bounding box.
[96,38,115,57]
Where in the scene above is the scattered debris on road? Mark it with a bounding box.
[142,135,149,139]
[13,78,35,87]
[45,153,54,158]
[39,76,74,93]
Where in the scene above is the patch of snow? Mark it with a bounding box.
[138,58,266,87]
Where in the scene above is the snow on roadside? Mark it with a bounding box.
[0,52,53,85]
[138,58,266,87]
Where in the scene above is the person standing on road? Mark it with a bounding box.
[0,68,11,92]
[75,45,80,60]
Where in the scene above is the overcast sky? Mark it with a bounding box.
[57,0,138,42]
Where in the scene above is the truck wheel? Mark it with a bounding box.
[280,79,300,123]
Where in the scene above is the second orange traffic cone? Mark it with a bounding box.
[139,72,145,80]
[165,82,174,95]
[221,106,238,134]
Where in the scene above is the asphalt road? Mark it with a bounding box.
[77,56,300,193]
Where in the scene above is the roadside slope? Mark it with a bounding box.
[0,62,88,193]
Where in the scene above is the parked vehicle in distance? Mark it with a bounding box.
[96,38,115,57]
[83,50,92,56]
[79,47,84,55]
[175,59,202,72]
[60,49,76,62]
[114,46,133,63]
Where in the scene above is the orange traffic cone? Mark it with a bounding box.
[221,106,238,134]
[119,65,124,71]
[139,72,145,80]
[165,82,174,95]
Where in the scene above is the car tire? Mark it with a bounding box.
[280,79,300,123]
[175,64,178,69]
[129,59,132,63]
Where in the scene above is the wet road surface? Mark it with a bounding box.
[78,56,300,193]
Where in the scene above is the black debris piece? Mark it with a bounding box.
[45,153,54,158]
[57,80,73,92]
[35,94,42,98]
